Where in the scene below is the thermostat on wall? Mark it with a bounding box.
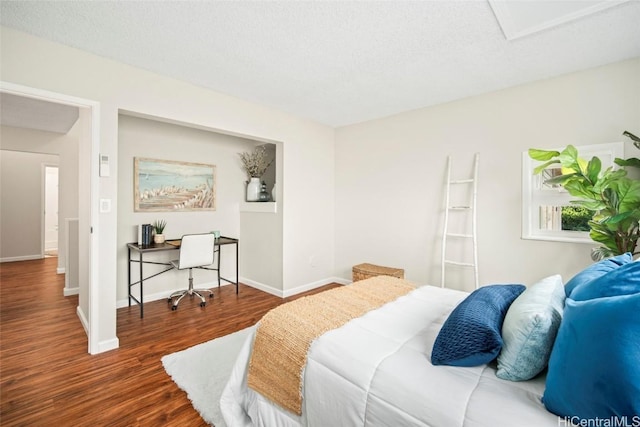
[99,154,110,177]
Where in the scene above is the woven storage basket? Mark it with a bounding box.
[352,263,404,282]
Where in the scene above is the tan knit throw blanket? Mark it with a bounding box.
[247,276,415,415]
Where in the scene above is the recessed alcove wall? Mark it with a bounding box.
[116,112,282,304]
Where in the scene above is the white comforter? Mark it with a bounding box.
[221,285,560,427]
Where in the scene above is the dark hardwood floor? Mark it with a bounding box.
[0,257,338,426]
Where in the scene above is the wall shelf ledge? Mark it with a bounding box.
[240,202,277,213]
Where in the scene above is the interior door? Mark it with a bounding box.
[44,165,59,254]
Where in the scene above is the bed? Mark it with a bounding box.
[220,254,640,427]
[220,278,560,427]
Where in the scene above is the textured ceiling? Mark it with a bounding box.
[0,92,79,134]
[1,1,639,127]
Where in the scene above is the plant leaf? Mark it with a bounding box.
[585,156,601,184]
[591,247,615,261]
[533,160,560,175]
[589,226,619,252]
[544,173,577,185]
[603,211,632,224]
[529,148,560,161]
[594,169,627,194]
[571,199,606,211]
[615,157,640,169]
[558,145,581,172]
[563,180,598,200]
[612,179,640,214]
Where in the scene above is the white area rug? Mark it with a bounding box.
[162,326,255,427]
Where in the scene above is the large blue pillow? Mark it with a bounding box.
[571,261,640,301]
[563,252,632,297]
[543,262,640,420]
[497,275,565,381]
[431,284,525,367]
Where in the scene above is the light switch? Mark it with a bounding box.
[100,198,111,213]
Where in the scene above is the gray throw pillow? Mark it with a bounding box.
[496,274,565,381]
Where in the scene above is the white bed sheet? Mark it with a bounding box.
[221,285,560,427]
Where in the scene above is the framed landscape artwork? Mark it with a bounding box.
[134,157,216,212]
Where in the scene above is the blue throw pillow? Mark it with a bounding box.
[431,284,525,367]
[497,275,565,381]
[571,261,640,301]
[563,252,632,297]
[543,264,640,420]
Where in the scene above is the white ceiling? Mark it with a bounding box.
[1,1,639,127]
[0,92,79,134]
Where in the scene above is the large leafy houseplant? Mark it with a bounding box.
[529,145,640,260]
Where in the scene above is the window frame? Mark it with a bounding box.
[521,142,624,244]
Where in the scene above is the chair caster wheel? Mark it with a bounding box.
[209,294,214,298]
[200,302,206,307]
[167,298,172,303]
[171,305,177,311]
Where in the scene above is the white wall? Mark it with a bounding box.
[0,150,58,259]
[77,107,92,332]
[335,58,640,291]
[0,124,79,271]
[1,26,335,351]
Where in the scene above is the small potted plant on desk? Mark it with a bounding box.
[153,219,167,244]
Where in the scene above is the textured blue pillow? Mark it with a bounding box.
[496,275,565,381]
[543,264,640,420]
[431,284,525,367]
[563,252,632,297]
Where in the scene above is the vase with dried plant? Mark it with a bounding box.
[239,146,273,202]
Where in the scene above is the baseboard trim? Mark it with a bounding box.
[332,276,352,286]
[115,280,230,309]
[114,276,351,307]
[64,286,79,296]
[77,305,120,354]
[0,254,43,263]
[240,276,350,299]
[240,277,283,297]
[97,338,120,354]
[282,277,347,298]
[57,267,65,274]
[76,305,89,335]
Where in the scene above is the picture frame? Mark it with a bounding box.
[134,157,216,212]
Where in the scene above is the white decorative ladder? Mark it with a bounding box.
[441,153,479,289]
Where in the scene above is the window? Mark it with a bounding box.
[522,142,624,243]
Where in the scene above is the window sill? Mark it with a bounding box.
[521,233,593,244]
[240,202,277,213]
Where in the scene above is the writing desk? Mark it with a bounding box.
[127,236,239,318]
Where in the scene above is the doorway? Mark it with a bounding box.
[1,81,102,354]
[44,165,59,257]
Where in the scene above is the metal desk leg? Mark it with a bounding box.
[217,245,221,289]
[128,246,132,307]
[139,251,144,318]
[236,240,239,294]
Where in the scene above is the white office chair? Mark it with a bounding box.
[168,233,216,310]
